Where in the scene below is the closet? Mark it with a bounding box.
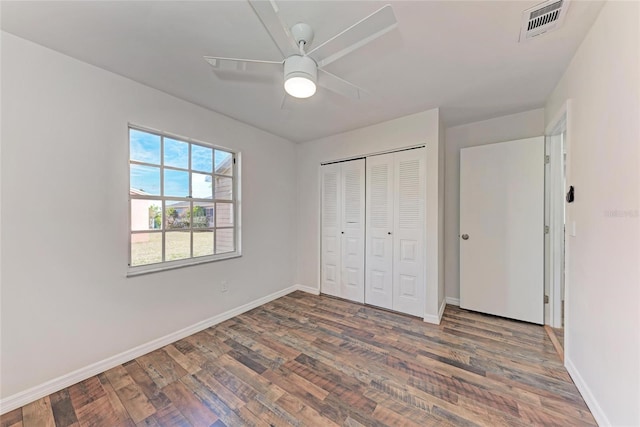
[320,148,426,317]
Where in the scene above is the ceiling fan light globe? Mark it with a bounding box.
[285,75,317,98]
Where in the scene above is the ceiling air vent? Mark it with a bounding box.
[519,0,569,42]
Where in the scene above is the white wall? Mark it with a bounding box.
[295,108,444,321]
[0,33,297,400]
[444,109,545,301]
[545,2,639,425]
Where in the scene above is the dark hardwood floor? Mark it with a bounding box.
[1,291,594,426]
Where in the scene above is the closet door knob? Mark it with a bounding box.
[341,231,344,234]
[387,232,392,235]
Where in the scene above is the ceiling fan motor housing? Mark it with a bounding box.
[283,55,317,98]
[284,55,317,83]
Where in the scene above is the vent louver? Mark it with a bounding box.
[519,0,569,42]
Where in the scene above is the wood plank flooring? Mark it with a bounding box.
[1,291,595,426]
[553,327,565,349]
[544,326,565,363]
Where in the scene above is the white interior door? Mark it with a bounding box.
[340,159,365,303]
[460,137,544,324]
[320,163,341,298]
[365,153,394,309]
[393,148,426,317]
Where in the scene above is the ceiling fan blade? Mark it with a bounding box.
[318,69,369,100]
[308,4,397,69]
[203,56,283,73]
[280,93,289,110]
[248,0,298,58]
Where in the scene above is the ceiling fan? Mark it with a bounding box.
[204,1,397,100]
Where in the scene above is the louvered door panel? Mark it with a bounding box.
[321,164,341,298]
[340,159,365,303]
[365,154,394,309]
[393,148,426,317]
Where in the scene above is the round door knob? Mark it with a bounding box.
[461,234,469,240]
[341,232,344,234]
[388,232,392,235]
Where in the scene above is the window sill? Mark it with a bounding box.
[127,252,241,277]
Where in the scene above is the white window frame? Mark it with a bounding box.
[127,124,241,277]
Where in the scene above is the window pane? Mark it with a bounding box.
[214,176,233,200]
[193,202,214,228]
[215,150,233,176]
[166,231,191,261]
[216,228,234,254]
[164,138,189,169]
[193,230,214,257]
[165,200,190,229]
[164,169,189,198]
[131,232,162,266]
[131,199,162,231]
[192,173,213,199]
[130,129,160,165]
[130,164,160,196]
[216,203,234,227]
[192,144,213,173]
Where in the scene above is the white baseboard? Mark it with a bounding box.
[423,313,440,324]
[438,298,447,321]
[445,297,460,306]
[423,299,446,325]
[0,285,298,415]
[294,284,320,295]
[565,356,610,426]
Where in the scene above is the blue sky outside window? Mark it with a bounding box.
[192,144,213,172]
[164,138,189,169]
[130,129,160,164]
[164,169,189,197]
[130,164,160,195]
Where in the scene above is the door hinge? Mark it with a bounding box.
[545,155,550,164]
[545,225,550,234]
[544,295,549,304]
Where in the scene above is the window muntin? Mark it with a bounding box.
[129,127,238,271]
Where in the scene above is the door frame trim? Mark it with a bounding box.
[545,100,572,330]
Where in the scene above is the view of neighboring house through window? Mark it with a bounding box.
[129,127,238,269]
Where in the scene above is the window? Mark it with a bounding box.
[128,126,239,274]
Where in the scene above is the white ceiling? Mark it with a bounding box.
[1,1,603,142]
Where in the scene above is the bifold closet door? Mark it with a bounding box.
[365,153,394,309]
[320,159,365,303]
[392,148,426,317]
[321,163,341,298]
[340,159,365,303]
[365,148,426,317]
